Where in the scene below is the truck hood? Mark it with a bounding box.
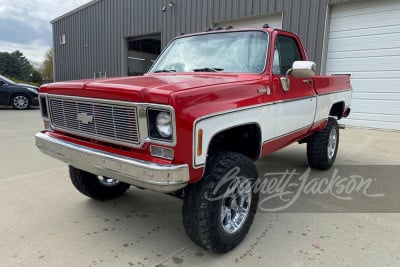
[40,73,262,104]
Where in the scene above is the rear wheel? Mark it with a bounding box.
[307,117,339,170]
[12,94,30,110]
[69,166,130,200]
[182,152,259,253]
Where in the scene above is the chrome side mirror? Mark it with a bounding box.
[280,61,317,92]
[292,61,316,78]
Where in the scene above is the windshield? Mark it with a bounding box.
[149,31,269,74]
[0,75,16,84]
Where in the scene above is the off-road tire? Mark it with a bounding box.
[182,152,259,253]
[69,166,130,200]
[307,117,339,170]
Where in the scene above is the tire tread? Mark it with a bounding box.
[307,118,339,170]
[182,152,258,253]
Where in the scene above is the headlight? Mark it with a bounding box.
[26,87,39,94]
[156,112,172,137]
[39,95,48,118]
[148,109,173,142]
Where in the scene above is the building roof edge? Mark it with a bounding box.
[50,0,102,24]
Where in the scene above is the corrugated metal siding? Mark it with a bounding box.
[53,0,123,81]
[53,0,350,81]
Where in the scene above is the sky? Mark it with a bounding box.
[0,0,91,66]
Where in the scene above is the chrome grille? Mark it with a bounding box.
[49,96,140,146]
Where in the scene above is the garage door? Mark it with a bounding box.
[325,0,400,130]
[214,13,282,30]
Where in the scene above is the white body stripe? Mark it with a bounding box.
[193,90,352,168]
[276,97,317,137]
[194,104,277,167]
[315,91,352,122]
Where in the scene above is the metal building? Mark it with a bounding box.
[51,0,400,130]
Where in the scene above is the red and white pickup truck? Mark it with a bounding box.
[36,26,352,253]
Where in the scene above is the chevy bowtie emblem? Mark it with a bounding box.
[77,112,94,124]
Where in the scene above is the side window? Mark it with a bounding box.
[273,35,303,75]
[272,47,281,74]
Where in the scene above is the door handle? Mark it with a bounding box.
[258,87,271,95]
[303,79,313,85]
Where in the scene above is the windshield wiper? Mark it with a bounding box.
[193,67,224,72]
[154,69,176,73]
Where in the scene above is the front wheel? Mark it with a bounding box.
[307,117,339,170]
[69,166,130,200]
[11,94,31,110]
[182,152,259,253]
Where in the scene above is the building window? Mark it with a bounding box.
[127,34,161,76]
[94,72,107,78]
[60,34,66,45]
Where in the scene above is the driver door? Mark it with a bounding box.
[272,34,317,137]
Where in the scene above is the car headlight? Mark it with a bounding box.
[26,87,38,94]
[156,112,172,137]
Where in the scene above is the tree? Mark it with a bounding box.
[0,52,17,77]
[0,50,40,82]
[40,49,53,81]
[30,69,43,84]
[12,51,33,81]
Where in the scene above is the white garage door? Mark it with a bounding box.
[325,0,400,130]
[214,13,282,30]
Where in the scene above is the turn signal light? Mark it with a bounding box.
[197,129,203,156]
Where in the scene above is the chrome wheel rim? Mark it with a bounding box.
[220,176,252,234]
[327,128,337,159]
[13,95,29,109]
[98,176,120,187]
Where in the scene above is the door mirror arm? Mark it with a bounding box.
[280,68,293,92]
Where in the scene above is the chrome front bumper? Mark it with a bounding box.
[35,132,189,192]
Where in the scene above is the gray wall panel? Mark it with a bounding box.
[53,0,352,81]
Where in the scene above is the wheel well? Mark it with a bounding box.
[207,124,261,161]
[330,102,345,119]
